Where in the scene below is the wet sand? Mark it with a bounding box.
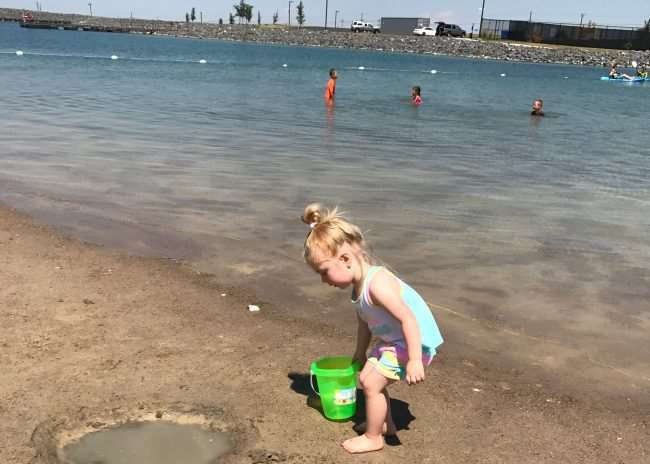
[1,204,649,463]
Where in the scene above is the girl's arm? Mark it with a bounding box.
[368,271,425,384]
[353,313,372,365]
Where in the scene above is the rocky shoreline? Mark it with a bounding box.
[2,7,649,67]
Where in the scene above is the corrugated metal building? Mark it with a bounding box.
[380,17,430,35]
[480,18,649,50]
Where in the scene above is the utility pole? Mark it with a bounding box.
[325,0,328,28]
[334,10,339,30]
[479,0,486,37]
[288,0,293,26]
[88,2,93,17]
[200,11,203,24]
[580,13,585,27]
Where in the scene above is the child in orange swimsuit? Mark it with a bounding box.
[325,68,337,102]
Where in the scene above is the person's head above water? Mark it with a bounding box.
[531,98,544,116]
[411,86,422,105]
[301,203,371,284]
[329,68,338,79]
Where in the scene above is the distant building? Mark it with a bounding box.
[480,17,649,50]
[380,17,430,35]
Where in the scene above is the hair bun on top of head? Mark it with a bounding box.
[302,203,323,229]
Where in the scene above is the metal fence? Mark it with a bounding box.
[480,18,650,50]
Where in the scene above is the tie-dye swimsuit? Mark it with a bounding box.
[352,266,444,380]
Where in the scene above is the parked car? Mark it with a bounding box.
[413,26,436,36]
[351,20,380,33]
[437,23,466,37]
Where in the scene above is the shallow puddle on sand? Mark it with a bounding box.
[60,421,231,464]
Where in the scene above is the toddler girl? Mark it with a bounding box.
[302,204,443,454]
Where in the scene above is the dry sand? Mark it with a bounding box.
[1,204,648,463]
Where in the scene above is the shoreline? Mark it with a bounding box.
[2,7,650,67]
[1,202,649,463]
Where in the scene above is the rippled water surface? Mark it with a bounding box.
[1,23,649,388]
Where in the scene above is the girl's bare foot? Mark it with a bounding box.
[341,434,384,454]
[353,420,397,436]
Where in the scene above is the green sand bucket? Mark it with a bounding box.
[310,356,360,421]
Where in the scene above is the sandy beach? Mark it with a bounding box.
[1,203,648,463]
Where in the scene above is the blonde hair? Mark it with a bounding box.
[301,203,369,265]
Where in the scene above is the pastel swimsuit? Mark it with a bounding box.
[352,266,444,380]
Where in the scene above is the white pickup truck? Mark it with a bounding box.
[351,20,380,33]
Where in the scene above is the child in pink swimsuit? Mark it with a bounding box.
[412,86,422,106]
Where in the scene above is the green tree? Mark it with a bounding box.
[219,18,224,25]
[234,1,253,24]
[191,7,196,22]
[185,12,190,23]
[245,3,253,23]
[229,12,235,24]
[296,1,305,27]
[258,11,261,25]
[273,10,279,25]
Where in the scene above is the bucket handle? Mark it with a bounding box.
[309,371,320,397]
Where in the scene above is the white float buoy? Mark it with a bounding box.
[430,69,438,74]
[282,63,288,68]
[358,66,365,70]
[199,59,207,64]
[110,55,119,60]
[500,73,507,77]
[16,50,24,56]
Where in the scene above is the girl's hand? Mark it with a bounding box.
[405,359,425,385]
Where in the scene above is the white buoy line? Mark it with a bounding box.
[4,50,220,65]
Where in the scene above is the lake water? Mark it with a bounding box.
[1,23,648,392]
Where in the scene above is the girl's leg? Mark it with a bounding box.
[352,388,396,436]
[383,388,397,435]
[342,366,393,454]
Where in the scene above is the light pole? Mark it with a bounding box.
[334,10,339,30]
[88,2,93,17]
[288,0,293,26]
[478,0,486,37]
[325,0,329,29]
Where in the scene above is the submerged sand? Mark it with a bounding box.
[1,204,648,463]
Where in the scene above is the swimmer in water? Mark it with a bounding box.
[531,98,544,117]
[324,68,337,103]
[411,86,422,106]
